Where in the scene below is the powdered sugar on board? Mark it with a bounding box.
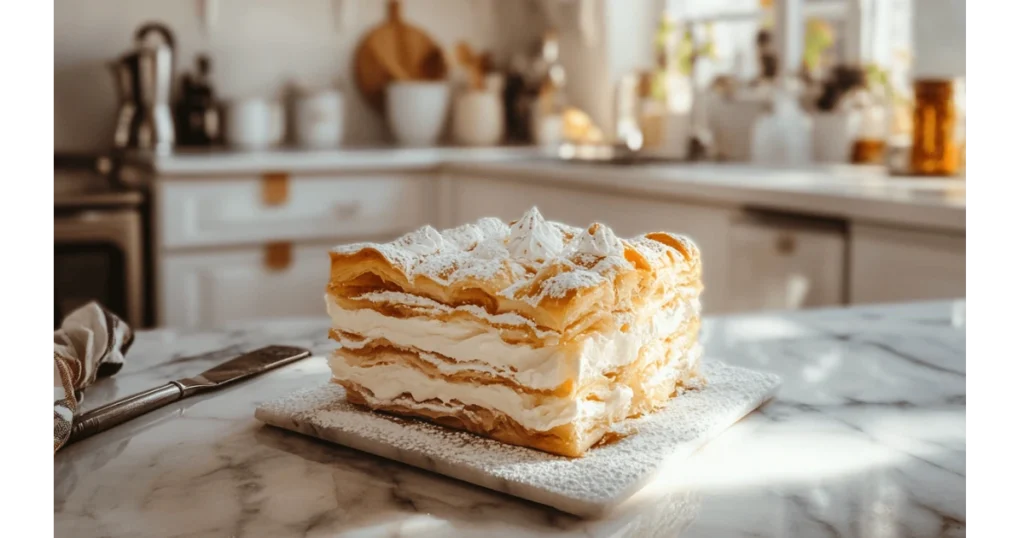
[254,361,780,517]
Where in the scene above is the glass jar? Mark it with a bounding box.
[910,79,961,176]
[829,66,888,166]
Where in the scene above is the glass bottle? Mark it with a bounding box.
[530,30,567,146]
[881,48,914,174]
[909,79,960,175]
[614,72,643,149]
[849,66,888,165]
[637,71,666,149]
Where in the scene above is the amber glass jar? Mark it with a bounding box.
[910,80,959,175]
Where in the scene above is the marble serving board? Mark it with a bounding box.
[255,360,781,518]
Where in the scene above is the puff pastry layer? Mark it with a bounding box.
[325,207,704,457]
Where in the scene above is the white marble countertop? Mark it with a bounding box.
[54,301,966,537]
[447,161,966,233]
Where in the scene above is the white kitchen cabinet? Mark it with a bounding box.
[850,223,965,304]
[153,172,438,329]
[158,241,341,329]
[156,173,435,249]
[448,175,737,314]
[724,212,846,313]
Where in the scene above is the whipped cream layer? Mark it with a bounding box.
[326,291,699,392]
[329,353,635,433]
[329,339,703,433]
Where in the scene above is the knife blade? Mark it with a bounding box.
[66,345,311,445]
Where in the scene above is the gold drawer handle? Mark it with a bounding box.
[776,234,796,255]
[262,173,290,206]
[264,242,293,271]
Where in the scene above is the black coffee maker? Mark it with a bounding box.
[175,54,222,147]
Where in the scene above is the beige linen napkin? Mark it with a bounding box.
[53,302,134,452]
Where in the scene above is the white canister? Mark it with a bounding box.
[224,98,285,150]
[385,81,451,147]
[452,90,505,146]
[294,89,345,149]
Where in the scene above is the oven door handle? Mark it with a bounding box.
[54,209,141,244]
[55,208,135,225]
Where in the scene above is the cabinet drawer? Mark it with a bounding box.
[158,242,337,329]
[157,174,434,249]
[850,224,965,304]
[724,215,846,313]
[450,176,736,314]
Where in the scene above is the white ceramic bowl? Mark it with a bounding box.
[385,81,451,146]
[224,97,284,150]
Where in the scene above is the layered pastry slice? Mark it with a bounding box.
[324,207,704,457]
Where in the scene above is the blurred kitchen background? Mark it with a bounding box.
[54,0,965,330]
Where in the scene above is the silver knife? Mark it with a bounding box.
[67,345,311,444]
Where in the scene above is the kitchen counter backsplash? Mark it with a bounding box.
[55,0,543,154]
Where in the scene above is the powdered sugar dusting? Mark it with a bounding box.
[537,270,605,300]
[629,236,672,262]
[255,360,780,517]
[330,207,697,307]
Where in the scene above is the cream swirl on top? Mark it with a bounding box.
[573,223,623,258]
[506,207,566,264]
[396,224,447,256]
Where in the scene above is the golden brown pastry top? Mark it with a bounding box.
[328,207,701,333]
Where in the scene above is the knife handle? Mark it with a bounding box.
[68,383,184,444]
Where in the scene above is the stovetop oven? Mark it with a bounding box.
[54,154,148,328]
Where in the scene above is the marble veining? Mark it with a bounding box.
[54,300,966,537]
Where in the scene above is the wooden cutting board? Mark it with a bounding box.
[353,0,448,112]
[255,360,781,517]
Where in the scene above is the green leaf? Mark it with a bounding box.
[803,18,835,71]
[652,71,667,101]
